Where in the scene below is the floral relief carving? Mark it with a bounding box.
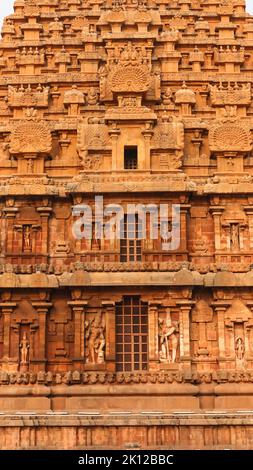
[9,121,52,154]
[209,120,252,153]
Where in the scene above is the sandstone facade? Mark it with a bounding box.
[1,0,253,449]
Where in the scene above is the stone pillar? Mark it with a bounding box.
[3,206,19,254]
[244,321,250,358]
[242,302,253,360]
[191,130,203,161]
[210,207,224,250]
[102,301,115,372]
[109,127,121,171]
[213,303,227,368]
[180,204,191,253]
[142,127,153,170]
[245,207,253,249]
[68,301,88,366]
[37,206,52,256]
[0,303,17,371]
[148,301,160,370]
[33,302,52,371]
[176,301,194,369]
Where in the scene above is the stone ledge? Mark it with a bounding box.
[0,370,250,386]
[0,413,252,427]
[1,270,253,288]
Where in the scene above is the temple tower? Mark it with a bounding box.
[1,0,253,449]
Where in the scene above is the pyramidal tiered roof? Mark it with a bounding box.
[0,1,251,187]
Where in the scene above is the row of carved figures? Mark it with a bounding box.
[16,312,247,367]
[1,295,252,372]
[17,316,106,367]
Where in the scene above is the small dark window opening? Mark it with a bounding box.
[124,146,138,169]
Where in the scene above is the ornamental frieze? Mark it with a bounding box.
[7,84,49,108]
[209,82,251,107]
[0,369,253,386]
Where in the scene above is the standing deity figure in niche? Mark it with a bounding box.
[158,308,178,363]
[230,224,240,251]
[27,158,34,174]
[160,221,172,246]
[23,225,32,251]
[20,332,30,363]
[85,314,105,364]
[235,336,245,362]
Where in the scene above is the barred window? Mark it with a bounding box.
[120,214,142,262]
[116,296,148,372]
[124,146,138,169]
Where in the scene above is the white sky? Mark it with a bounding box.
[0,0,253,28]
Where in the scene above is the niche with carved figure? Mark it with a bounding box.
[158,307,179,366]
[9,300,39,372]
[13,206,41,255]
[220,204,249,252]
[84,310,106,368]
[224,299,253,369]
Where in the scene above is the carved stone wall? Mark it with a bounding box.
[1,0,253,450]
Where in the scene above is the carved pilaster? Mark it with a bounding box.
[0,302,17,371]
[148,301,160,369]
[109,127,121,171]
[212,302,228,368]
[33,302,52,371]
[36,206,52,256]
[142,126,153,170]
[102,301,115,371]
[210,206,225,251]
[180,204,191,252]
[68,300,88,365]
[245,207,253,249]
[3,206,19,254]
[176,301,194,369]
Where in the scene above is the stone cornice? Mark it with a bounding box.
[0,369,253,387]
[0,269,253,288]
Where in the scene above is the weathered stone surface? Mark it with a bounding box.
[1,0,253,450]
